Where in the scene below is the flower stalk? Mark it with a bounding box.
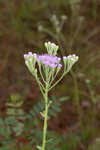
[24,41,78,150]
[42,87,48,150]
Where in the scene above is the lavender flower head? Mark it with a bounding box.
[24,42,79,77]
[36,54,62,68]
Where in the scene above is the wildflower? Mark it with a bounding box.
[24,41,79,150]
[63,54,79,71]
[44,41,59,56]
[63,54,78,63]
[24,52,33,59]
[24,52,38,76]
[36,54,62,68]
[24,43,78,78]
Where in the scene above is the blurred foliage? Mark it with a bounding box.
[0,94,70,150]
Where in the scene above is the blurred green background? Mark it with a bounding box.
[0,0,100,150]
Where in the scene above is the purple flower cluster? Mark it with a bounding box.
[36,54,62,68]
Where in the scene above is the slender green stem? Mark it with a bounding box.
[39,64,46,84]
[42,87,48,150]
[35,75,45,96]
[48,70,69,91]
